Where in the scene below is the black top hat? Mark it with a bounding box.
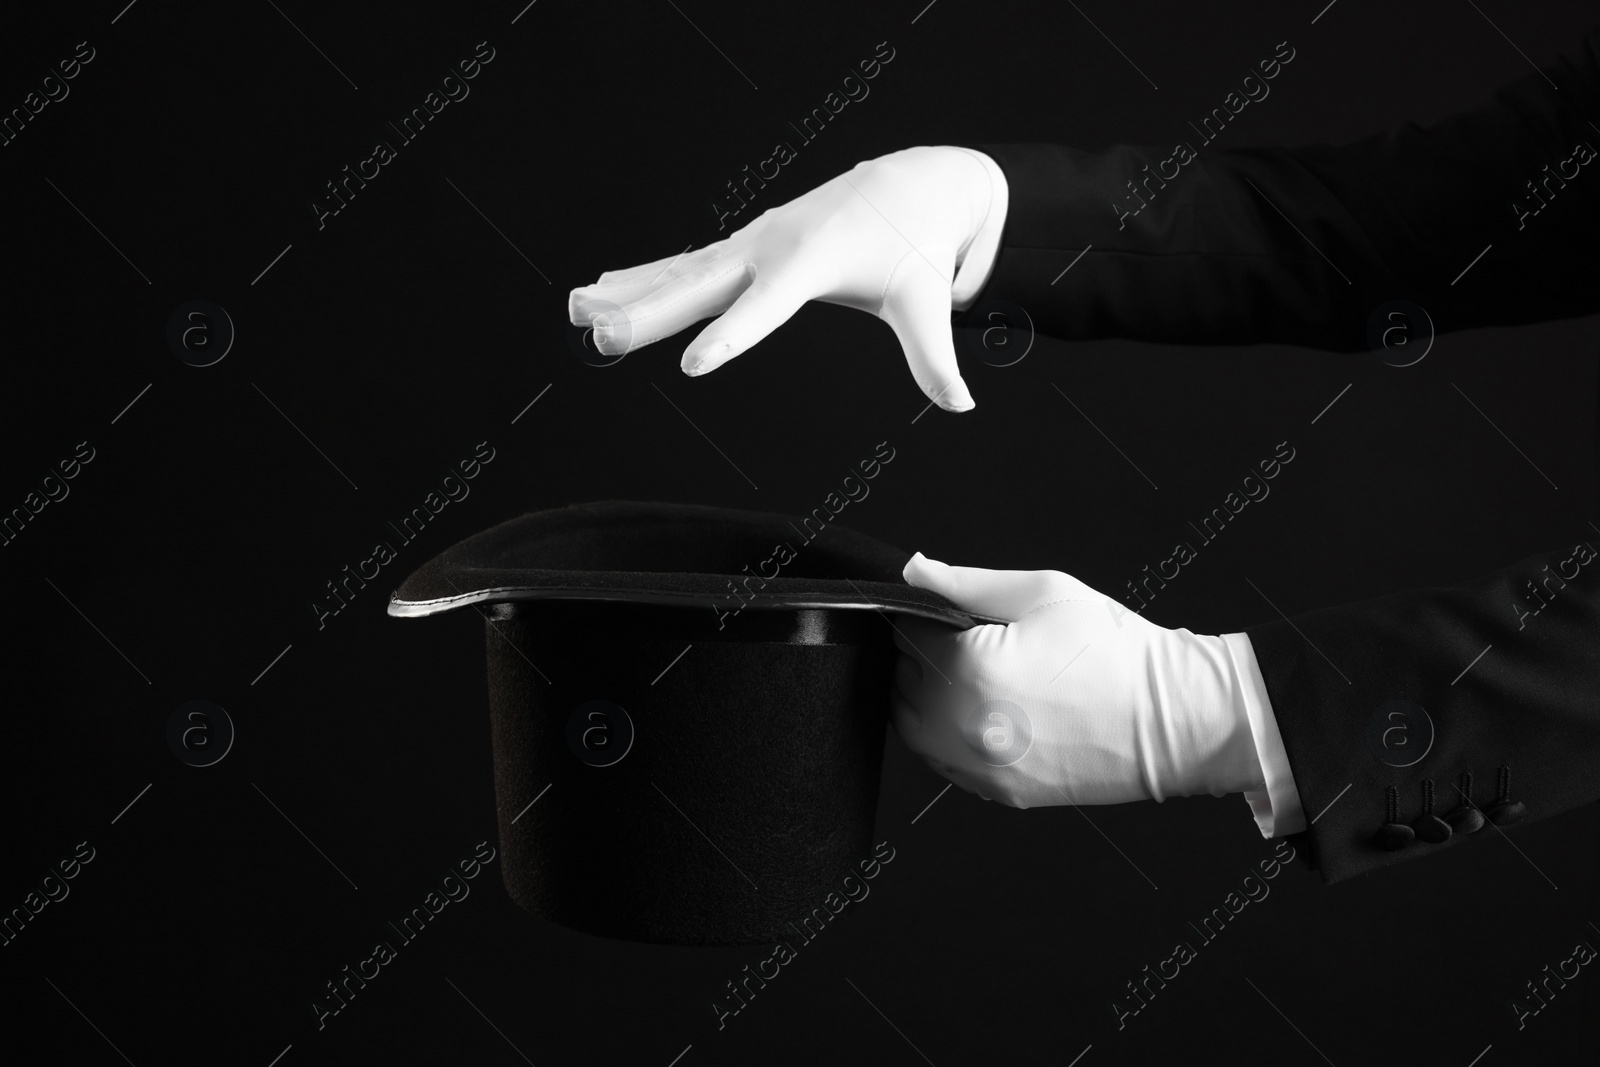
[389,500,976,945]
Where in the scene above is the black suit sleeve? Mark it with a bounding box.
[961,28,1600,882]
[967,33,1600,349]
[1245,540,1600,883]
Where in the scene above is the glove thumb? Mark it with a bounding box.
[903,552,1102,624]
[879,240,975,412]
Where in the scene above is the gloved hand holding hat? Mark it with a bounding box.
[890,553,1286,827]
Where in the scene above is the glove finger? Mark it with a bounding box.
[879,241,974,412]
[889,690,968,781]
[887,614,959,683]
[679,265,814,375]
[889,687,928,749]
[903,552,1101,622]
[594,241,727,286]
[568,246,729,319]
[889,703,992,804]
[893,650,924,699]
[589,258,755,355]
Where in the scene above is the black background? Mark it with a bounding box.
[2,0,1598,1064]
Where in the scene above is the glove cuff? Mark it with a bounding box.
[947,147,1009,312]
[1222,631,1307,837]
[1145,629,1268,802]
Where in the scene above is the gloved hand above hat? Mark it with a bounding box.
[890,554,1305,838]
[566,145,1008,413]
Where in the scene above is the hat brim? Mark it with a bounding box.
[387,500,993,628]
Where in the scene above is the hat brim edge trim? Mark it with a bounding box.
[386,585,993,627]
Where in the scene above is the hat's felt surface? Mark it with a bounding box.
[390,500,979,945]
[386,499,985,625]
[483,601,895,945]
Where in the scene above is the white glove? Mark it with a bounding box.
[890,554,1269,809]
[566,146,1008,412]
